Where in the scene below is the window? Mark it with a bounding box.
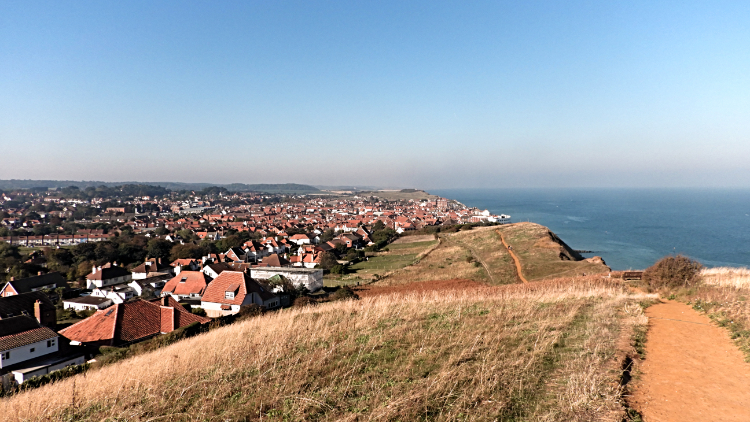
[47,339,56,347]
[225,291,234,299]
[1,352,8,360]
[30,348,35,353]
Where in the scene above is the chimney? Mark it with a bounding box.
[161,296,169,307]
[10,277,14,281]
[34,300,42,323]
[160,305,176,333]
[92,266,97,274]
[38,271,43,276]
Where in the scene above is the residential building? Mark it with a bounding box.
[0,272,67,298]
[200,271,279,317]
[161,271,210,301]
[59,297,210,347]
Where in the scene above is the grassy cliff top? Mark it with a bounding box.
[2,279,651,422]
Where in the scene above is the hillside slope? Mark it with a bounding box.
[1,279,651,422]
[381,223,610,286]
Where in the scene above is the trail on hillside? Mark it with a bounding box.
[630,300,750,421]
[497,231,528,284]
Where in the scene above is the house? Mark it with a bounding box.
[161,271,210,301]
[288,233,312,245]
[128,273,172,297]
[89,285,137,304]
[202,262,233,280]
[131,258,174,280]
[200,271,280,317]
[63,296,112,311]
[59,297,210,347]
[224,247,246,263]
[250,267,323,292]
[0,272,68,298]
[258,253,291,268]
[171,258,200,274]
[0,316,85,387]
[0,292,57,328]
[86,264,132,289]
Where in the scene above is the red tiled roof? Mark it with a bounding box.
[59,298,209,345]
[201,271,276,305]
[162,271,209,296]
[0,316,58,351]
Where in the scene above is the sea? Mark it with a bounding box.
[431,188,750,271]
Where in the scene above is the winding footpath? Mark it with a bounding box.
[630,300,750,421]
[497,231,528,284]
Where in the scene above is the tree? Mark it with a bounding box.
[147,239,173,261]
[170,243,203,261]
[643,255,703,289]
[320,229,335,243]
[215,235,242,252]
[319,252,338,270]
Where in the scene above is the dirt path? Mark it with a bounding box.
[497,231,528,284]
[630,300,750,421]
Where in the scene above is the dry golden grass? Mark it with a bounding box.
[447,227,517,285]
[701,267,750,289]
[377,237,484,285]
[1,279,653,422]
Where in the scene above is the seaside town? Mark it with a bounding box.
[0,184,510,391]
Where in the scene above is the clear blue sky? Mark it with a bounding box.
[1,1,749,188]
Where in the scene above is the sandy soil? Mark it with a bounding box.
[353,278,486,298]
[630,300,750,421]
[497,230,528,283]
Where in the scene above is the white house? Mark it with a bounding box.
[63,296,112,311]
[90,285,136,304]
[250,267,323,292]
[0,316,85,387]
[86,264,132,289]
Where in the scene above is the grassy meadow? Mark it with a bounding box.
[496,223,610,281]
[376,224,609,287]
[1,278,653,422]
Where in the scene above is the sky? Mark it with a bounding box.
[1,1,749,189]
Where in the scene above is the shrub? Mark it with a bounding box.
[330,264,347,275]
[191,307,207,317]
[237,304,264,320]
[643,255,703,289]
[331,286,359,301]
[293,296,314,307]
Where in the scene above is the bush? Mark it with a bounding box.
[293,296,314,307]
[643,255,703,289]
[237,304,264,320]
[331,286,359,301]
[330,264,347,275]
[191,307,207,317]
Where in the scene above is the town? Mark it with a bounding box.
[0,184,510,392]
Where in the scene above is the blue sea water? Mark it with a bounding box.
[431,188,750,271]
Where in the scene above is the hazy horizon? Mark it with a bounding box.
[2,1,749,189]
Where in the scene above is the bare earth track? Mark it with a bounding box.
[630,300,750,421]
[497,229,528,284]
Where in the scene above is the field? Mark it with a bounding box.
[374,223,609,286]
[496,223,610,281]
[325,238,439,286]
[0,278,654,422]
